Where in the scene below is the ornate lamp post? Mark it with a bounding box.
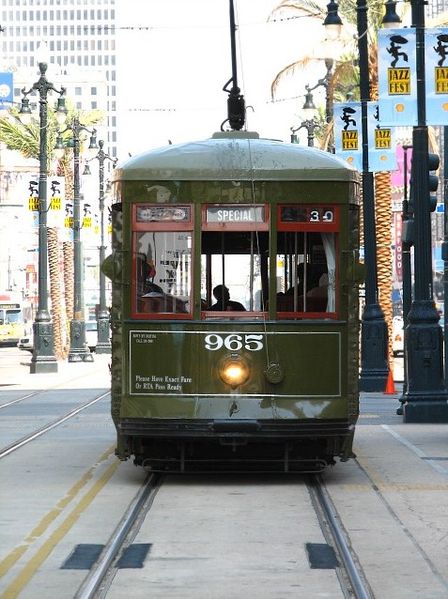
[290,119,319,147]
[304,58,334,130]
[291,89,320,147]
[324,0,389,391]
[19,44,67,374]
[84,140,117,354]
[402,0,448,421]
[56,118,97,362]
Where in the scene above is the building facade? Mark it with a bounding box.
[0,0,118,159]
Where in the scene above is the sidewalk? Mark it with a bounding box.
[2,352,111,390]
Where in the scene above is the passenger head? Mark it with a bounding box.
[213,285,230,302]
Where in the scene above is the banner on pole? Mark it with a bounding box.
[378,28,417,126]
[333,102,363,171]
[27,177,65,229]
[367,103,397,172]
[425,28,448,125]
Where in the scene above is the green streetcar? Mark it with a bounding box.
[106,130,362,472]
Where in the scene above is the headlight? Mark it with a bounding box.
[219,355,250,388]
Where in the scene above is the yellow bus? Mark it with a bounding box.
[0,293,26,345]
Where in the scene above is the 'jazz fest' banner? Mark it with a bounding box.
[28,177,65,229]
[426,28,448,125]
[378,28,417,126]
[367,103,397,172]
[334,102,363,171]
[334,102,397,172]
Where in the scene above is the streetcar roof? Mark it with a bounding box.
[112,131,359,183]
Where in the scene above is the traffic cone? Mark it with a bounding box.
[384,369,396,395]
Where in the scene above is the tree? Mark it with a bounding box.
[0,103,103,359]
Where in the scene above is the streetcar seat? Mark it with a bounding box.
[276,290,327,312]
[140,293,187,313]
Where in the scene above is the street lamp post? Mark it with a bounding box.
[397,144,413,410]
[290,119,319,147]
[402,0,448,421]
[85,140,117,354]
[355,0,389,391]
[291,89,320,147]
[56,118,97,362]
[304,58,334,130]
[19,47,67,374]
[325,0,389,390]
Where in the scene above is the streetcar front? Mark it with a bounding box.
[107,132,362,472]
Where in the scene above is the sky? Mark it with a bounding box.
[115,0,329,156]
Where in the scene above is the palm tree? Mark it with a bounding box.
[0,103,102,359]
[270,0,395,360]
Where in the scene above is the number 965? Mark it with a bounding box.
[204,333,263,352]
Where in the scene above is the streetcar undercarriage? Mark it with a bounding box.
[117,418,355,473]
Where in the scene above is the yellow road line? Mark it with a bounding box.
[0,446,115,578]
[2,459,120,599]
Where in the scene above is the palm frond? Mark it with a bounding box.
[428,10,448,27]
[0,116,39,159]
[268,0,325,21]
[271,58,317,98]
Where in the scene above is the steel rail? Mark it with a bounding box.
[0,390,110,459]
[0,390,40,409]
[310,476,372,599]
[75,474,161,599]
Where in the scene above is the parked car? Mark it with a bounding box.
[17,332,33,352]
[18,323,99,353]
[85,321,98,352]
[392,316,404,356]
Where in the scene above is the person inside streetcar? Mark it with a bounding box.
[210,285,246,312]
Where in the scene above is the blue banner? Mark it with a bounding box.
[334,102,363,171]
[426,28,448,125]
[378,28,417,126]
[367,102,397,172]
[0,72,13,109]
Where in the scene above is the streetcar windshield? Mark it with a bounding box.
[201,231,269,314]
[6,309,22,323]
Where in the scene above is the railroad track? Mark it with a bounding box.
[69,473,371,599]
[308,475,372,599]
[74,474,162,599]
[0,369,108,410]
[0,390,110,459]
